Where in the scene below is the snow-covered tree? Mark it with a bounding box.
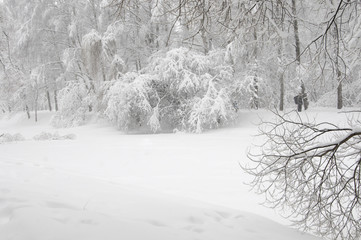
[105,72,156,131]
[104,47,235,133]
[51,81,93,127]
[147,47,235,132]
[2,0,361,126]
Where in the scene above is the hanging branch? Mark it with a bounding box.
[245,110,361,240]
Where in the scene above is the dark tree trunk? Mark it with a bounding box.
[25,105,30,119]
[46,90,52,111]
[337,71,343,109]
[334,22,343,109]
[279,73,284,111]
[291,0,301,64]
[54,90,59,111]
[35,100,38,123]
[251,76,259,110]
[292,0,308,110]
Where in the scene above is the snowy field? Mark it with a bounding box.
[0,109,343,240]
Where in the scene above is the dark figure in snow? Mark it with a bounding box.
[303,92,309,110]
[294,83,309,112]
[294,94,303,112]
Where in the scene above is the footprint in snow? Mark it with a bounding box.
[146,219,168,227]
[183,225,205,234]
[52,215,69,224]
[214,211,232,219]
[46,201,79,211]
[80,219,97,225]
[204,212,221,222]
[187,216,205,225]
[234,214,245,219]
[203,211,232,223]
[0,188,11,194]
[0,207,13,225]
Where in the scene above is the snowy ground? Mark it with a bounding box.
[0,109,336,240]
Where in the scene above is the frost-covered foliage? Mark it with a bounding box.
[33,132,76,141]
[81,30,103,83]
[51,48,237,133]
[3,0,361,130]
[343,80,361,107]
[105,48,236,133]
[230,63,278,110]
[105,73,157,131]
[51,82,92,128]
[316,80,361,108]
[189,84,233,133]
[52,51,126,128]
[0,133,25,143]
[315,91,337,107]
[149,48,236,132]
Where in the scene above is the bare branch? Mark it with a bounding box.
[245,110,361,240]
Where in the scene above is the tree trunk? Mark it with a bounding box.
[199,0,209,54]
[334,22,343,109]
[279,72,284,111]
[25,105,30,119]
[291,0,301,64]
[33,86,38,122]
[201,26,208,54]
[156,23,160,49]
[54,90,59,111]
[292,0,307,110]
[35,92,38,123]
[100,61,107,81]
[35,105,38,122]
[46,90,52,111]
[337,69,343,109]
[135,59,141,71]
[91,0,99,31]
[276,3,285,111]
[254,76,259,109]
[253,28,258,60]
[251,75,259,110]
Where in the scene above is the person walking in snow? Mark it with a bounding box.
[294,93,303,112]
[294,83,309,112]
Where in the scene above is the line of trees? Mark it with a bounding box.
[2,1,361,238]
[1,0,361,130]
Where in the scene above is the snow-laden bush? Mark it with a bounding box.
[105,48,236,133]
[33,131,76,140]
[81,30,103,83]
[230,63,277,110]
[105,73,158,131]
[189,82,234,133]
[317,82,361,108]
[51,82,92,128]
[315,91,337,107]
[0,133,25,143]
[149,48,236,131]
[342,80,361,107]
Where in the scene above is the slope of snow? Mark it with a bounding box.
[0,109,331,240]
